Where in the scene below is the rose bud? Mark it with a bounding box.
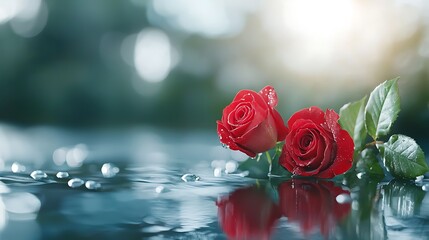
[216,186,281,240]
[217,86,288,158]
[279,106,354,178]
[279,179,351,237]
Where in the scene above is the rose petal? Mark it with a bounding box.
[234,113,277,154]
[315,129,354,178]
[271,109,288,141]
[288,106,326,129]
[234,89,268,109]
[259,85,278,108]
[325,109,341,140]
[217,121,256,157]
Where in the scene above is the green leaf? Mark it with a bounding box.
[238,155,270,179]
[380,134,429,179]
[365,77,400,140]
[339,95,368,150]
[355,148,384,177]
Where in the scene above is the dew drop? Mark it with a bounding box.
[85,180,101,190]
[181,173,200,182]
[101,163,120,178]
[30,170,48,180]
[68,178,84,188]
[356,172,365,179]
[336,193,352,204]
[56,171,69,179]
[422,184,429,191]
[11,162,26,173]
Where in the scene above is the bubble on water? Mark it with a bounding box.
[56,171,69,179]
[30,170,48,180]
[415,175,424,183]
[101,163,120,178]
[336,193,352,204]
[141,225,172,233]
[85,180,101,190]
[68,178,84,188]
[181,173,200,182]
[238,171,249,177]
[422,184,429,191]
[155,186,166,193]
[11,162,26,173]
[356,172,365,179]
[142,216,158,225]
[213,168,222,177]
[225,161,237,174]
[2,192,41,218]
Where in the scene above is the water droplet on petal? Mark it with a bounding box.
[336,193,352,204]
[11,162,26,173]
[56,171,69,179]
[181,173,200,182]
[30,170,48,180]
[68,178,84,188]
[101,163,120,178]
[85,180,101,190]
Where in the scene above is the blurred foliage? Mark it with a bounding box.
[0,0,428,136]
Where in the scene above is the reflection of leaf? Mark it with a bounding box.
[382,180,426,218]
[365,77,400,140]
[355,149,384,177]
[380,134,429,179]
[339,95,368,151]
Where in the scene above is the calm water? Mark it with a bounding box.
[0,125,428,240]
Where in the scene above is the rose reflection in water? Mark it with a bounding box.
[216,186,281,240]
[279,179,351,238]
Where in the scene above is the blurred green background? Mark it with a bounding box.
[0,0,428,138]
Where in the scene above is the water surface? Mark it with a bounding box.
[0,126,428,240]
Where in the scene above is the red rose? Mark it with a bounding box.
[279,179,351,237]
[279,106,353,178]
[217,86,288,158]
[216,186,281,240]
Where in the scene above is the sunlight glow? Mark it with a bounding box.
[283,0,355,39]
